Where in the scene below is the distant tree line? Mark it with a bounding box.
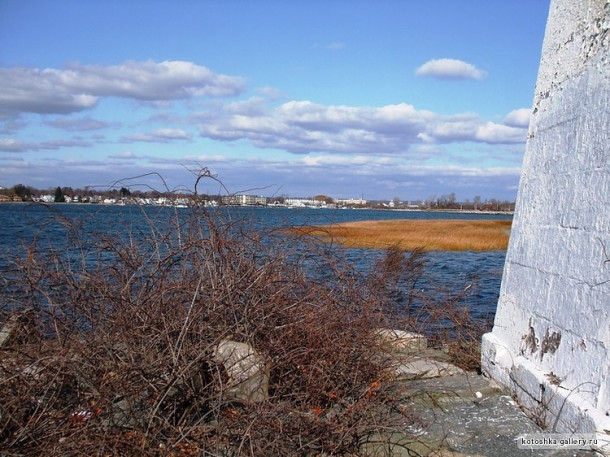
[0,183,210,202]
[0,183,514,211]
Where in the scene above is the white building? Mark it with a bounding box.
[222,194,267,206]
[284,198,324,207]
[335,198,367,206]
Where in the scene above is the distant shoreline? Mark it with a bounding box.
[0,200,514,217]
[382,207,514,216]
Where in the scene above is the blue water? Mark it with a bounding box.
[0,203,510,322]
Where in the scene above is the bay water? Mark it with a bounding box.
[0,203,510,323]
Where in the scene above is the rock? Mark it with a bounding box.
[375,328,428,353]
[373,329,463,381]
[390,357,464,381]
[214,339,269,403]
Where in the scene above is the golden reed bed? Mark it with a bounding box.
[292,219,512,251]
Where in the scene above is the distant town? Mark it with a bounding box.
[0,183,515,212]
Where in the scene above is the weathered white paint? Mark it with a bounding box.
[481,0,610,452]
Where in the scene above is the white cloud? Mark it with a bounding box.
[503,108,531,127]
[67,60,246,99]
[0,138,22,152]
[425,116,525,144]
[302,154,370,167]
[473,122,525,143]
[221,97,269,116]
[197,101,435,154]
[0,71,528,200]
[0,60,246,115]
[415,58,486,80]
[122,128,192,143]
[0,137,91,152]
[0,67,99,114]
[196,100,526,155]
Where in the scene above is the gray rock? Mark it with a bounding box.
[214,339,269,403]
[390,357,464,381]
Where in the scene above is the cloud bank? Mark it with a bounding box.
[0,60,246,115]
[0,137,91,153]
[0,59,529,200]
[122,128,193,143]
[196,100,527,156]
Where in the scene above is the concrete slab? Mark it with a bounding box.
[378,372,604,457]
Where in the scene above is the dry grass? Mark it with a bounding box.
[293,219,512,251]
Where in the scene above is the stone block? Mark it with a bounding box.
[374,328,428,353]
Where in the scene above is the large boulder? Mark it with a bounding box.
[214,339,269,403]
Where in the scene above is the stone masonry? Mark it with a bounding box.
[481,0,610,453]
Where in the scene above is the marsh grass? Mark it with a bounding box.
[293,219,512,251]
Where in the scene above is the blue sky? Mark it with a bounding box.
[0,0,550,201]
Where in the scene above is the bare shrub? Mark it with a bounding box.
[1,201,419,456]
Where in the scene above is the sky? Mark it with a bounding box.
[0,0,551,201]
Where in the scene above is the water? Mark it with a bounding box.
[0,203,510,322]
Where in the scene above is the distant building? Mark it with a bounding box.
[335,198,367,206]
[284,197,324,207]
[222,194,267,206]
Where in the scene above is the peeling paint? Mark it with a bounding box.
[545,371,562,386]
[540,328,562,360]
[580,338,587,350]
[522,320,538,355]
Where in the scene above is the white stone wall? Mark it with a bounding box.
[481,0,610,450]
